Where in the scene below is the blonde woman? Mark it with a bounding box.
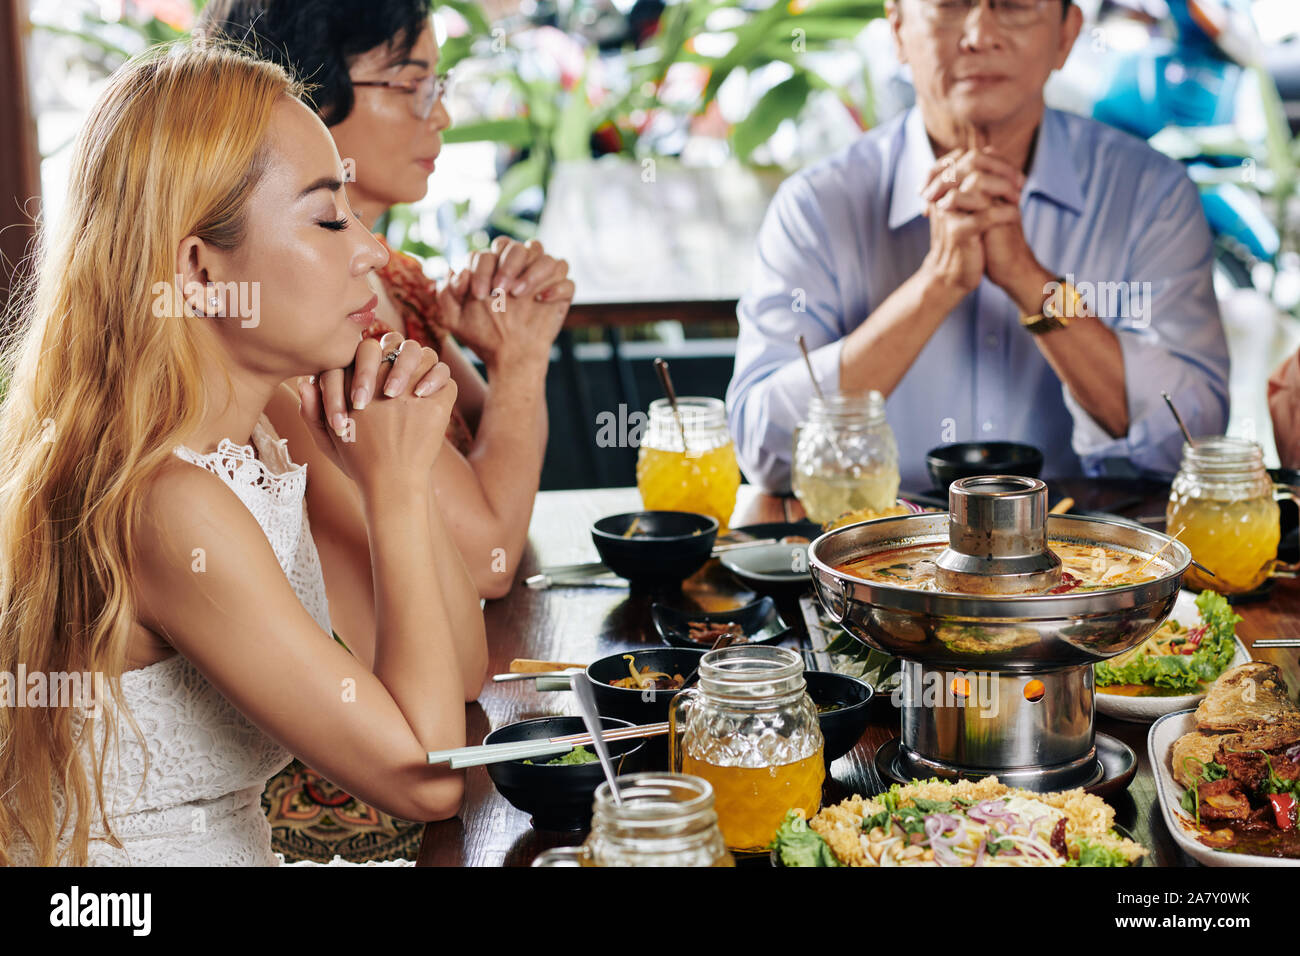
[0,42,486,866]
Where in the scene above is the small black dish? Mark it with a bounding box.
[804,671,874,764]
[484,716,646,831]
[925,442,1044,490]
[651,597,793,649]
[717,525,814,597]
[585,647,706,727]
[591,511,718,587]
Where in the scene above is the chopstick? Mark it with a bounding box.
[1134,526,1185,576]
[1049,497,1074,515]
[1251,639,1300,648]
[427,722,671,769]
[492,670,581,683]
[509,658,587,673]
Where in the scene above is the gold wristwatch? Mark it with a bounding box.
[1020,277,1085,335]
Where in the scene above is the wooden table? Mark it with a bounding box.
[416,481,1300,866]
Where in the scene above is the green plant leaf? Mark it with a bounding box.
[731,70,814,161]
[699,1,793,105]
[31,22,133,62]
[495,153,547,209]
[487,211,540,239]
[435,0,494,37]
[785,16,874,41]
[553,67,594,162]
[438,34,477,72]
[441,117,534,146]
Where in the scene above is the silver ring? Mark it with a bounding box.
[381,349,401,365]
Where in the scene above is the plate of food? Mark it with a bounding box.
[1094,589,1248,722]
[650,596,793,649]
[1148,662,1300,866]
[769,776,1146,867]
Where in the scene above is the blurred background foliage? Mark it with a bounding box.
[28,0,887,269]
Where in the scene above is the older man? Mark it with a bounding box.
[727,0,1229,492]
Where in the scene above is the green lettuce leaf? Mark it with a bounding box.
[770,810,841,867]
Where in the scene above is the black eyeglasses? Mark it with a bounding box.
[917,0,1056,30]
[352,70,453,120]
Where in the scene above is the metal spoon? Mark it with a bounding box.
[653,358,690,456]
[571,669,623,806]
[1161,391,1196,447]
[796,334,850,469]
[796,335,826,402]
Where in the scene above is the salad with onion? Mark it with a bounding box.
[772,777,1145,867]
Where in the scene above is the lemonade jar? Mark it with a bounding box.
[1166,437,1299,593]
[792,391,900,525]
[636,397,741,532]
[668,645,824,853]
[531,774,734,867]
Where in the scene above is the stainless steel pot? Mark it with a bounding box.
[807,477,1191,789]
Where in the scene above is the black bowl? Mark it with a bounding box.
[483,716,646,830]
[586,648,706,770]
[804,671,874,764]
[591,511,719,587]
[585,647,706,727]
[925,442,1044,490]
[650,597,793,649]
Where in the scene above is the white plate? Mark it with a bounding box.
[1095,590,1250,723]
[1148,710,1299,867]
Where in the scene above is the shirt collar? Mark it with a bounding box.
[888,106,1084,231]
[888,107,937,231]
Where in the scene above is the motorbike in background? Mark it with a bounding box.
[1057,0,1300,303]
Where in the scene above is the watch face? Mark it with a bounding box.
[1047,282,1082,322]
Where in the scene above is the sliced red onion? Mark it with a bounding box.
[968,800,1014,824]
[1286,743,1299,764]
[923,813,966,866]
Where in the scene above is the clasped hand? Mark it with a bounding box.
[918,133,1041,300]
[435,236,575,367]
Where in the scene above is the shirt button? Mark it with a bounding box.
[985,334,998,348]
[981,421,994,432]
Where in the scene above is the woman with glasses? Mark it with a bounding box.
[200,0,575,603]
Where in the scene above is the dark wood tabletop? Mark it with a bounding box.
[416,480,1300,867]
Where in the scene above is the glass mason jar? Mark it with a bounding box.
[1166,437,1299,593]
[636,397,741,532]
[668,645,824,853]
[531,773,734,867]
[792,391,900,525]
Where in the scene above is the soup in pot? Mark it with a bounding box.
[837,541,1171,595]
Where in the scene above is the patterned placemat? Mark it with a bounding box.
[261,759,422,864]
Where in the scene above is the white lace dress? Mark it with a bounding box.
[14,415,409,866]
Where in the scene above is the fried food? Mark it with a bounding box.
[1195,662,1293,732]
[1171,731,1222,789]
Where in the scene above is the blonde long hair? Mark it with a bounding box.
[0,42,301,865]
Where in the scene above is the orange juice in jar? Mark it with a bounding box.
[670,646,825,853]
[680,750,824,851]
[1165,437,1292,593]
[636,397,740,532]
